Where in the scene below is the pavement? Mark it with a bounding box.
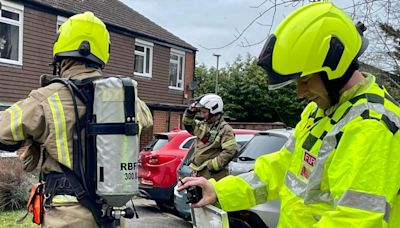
[124,198,192,228]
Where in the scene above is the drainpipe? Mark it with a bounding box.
[167,109,171,131]
[191,51,197,101]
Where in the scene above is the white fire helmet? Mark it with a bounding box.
[196,94,223,114]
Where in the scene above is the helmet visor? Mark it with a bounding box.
[257,35,301,90]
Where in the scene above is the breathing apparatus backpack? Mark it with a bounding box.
[43,75,140,227]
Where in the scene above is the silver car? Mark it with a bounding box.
[174,128,293,227]
[228,128,293,228]
[229,129,293,175]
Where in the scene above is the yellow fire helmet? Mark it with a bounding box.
[53,11,110,68]
[258,2,368,90]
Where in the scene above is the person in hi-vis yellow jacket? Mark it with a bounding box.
[179,2,400,227]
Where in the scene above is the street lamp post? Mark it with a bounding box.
[213,54,221,94]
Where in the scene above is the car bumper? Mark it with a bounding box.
[139,184,174,202]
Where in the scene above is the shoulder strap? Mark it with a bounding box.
[58,163,114,226]
[121,77,136,122]
[45,78,99,218]
[46,78,86,182]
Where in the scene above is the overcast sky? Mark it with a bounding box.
[122,0,352,68]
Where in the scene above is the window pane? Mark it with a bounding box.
[235,134,255,144]
[1,10,19,21]
[134,54,144,74]
[169,62,178,87]
[179,56,183,80]
[144,137,169,151]
[146,48,150,73]
[239,135,287,159]
[181,138,195,149]
[170,54,178,61]
[235,134,255,149]
[135,45,144,52]
[0,22,19,61]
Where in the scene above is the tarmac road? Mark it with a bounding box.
[124,198,192,228]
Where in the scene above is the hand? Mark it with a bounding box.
[188,102,197,112]
[18,143,40,172]
[177,177,217,208]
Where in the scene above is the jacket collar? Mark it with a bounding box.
[325,73,375,116]
[61,64,102,80]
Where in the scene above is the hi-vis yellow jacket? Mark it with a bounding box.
[0,64,153,174]
[210,74,400,227]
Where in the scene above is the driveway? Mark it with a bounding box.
[124,198,191,228]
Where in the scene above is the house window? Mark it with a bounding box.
[0,1,24,65]
[134,39,153,78]
[169,49,185,90]
[57,16,67,33]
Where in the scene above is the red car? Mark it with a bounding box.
[138,128,257,210]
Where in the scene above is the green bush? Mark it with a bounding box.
[0,158,37,211]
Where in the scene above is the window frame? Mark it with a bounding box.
[0,0,24,66]
[168,49,185,91]
[56,16,67,33]
[179,136,196,150]
[134,39,153,78]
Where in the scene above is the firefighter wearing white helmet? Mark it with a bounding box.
[183,94,237,180]
[196,94,224,115]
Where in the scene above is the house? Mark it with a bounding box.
[0,0,197,147]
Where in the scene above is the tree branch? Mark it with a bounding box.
[198,0,295,50]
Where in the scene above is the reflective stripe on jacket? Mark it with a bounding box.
[0,64,153,176]
[210,74,400,227]
[183,110,237,180]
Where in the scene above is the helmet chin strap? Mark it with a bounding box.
[320,60,359,106]
[52,59,61,76]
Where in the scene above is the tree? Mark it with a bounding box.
[198,0,400,74]
[379,23,400,75]
[194,55,306,127]
[193,64,214,97]
[375,22,400,102]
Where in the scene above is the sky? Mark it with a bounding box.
[121,0,352,68]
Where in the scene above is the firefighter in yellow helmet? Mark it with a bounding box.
[179,2,400,227]
[0,12,152,227]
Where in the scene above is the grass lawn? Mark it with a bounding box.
[0,210,39,228]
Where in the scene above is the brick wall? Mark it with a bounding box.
[184,52,195,104]
[152,110,185,134]
[139,110,185,150]
[140,126,153,149]
[0,5,195,106]
[153,110,168,133]
[0,7,54,102]
[169,112,182,130]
